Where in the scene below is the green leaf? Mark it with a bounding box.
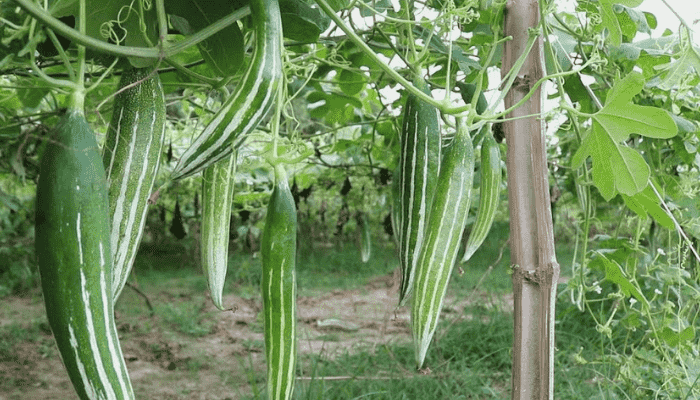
[546,25,578,73]
[621,5,651,34]
[48,0,77,17]
[643,11,657,30]
[414,26,480,75]
[609,43,640,61]
[633,35,678,56]
[614,5,638,40]
[636,53,671,80]
[614,4,650,38]
[89,0,159,67]
[166,0,245,77]
[308,93,361,125]
[574,126,650,200]
[50,0,160,67]
[563,75,596,113]
[280,0,329,42]
[595,252,649,309]
[0,122,20,139]
[17,80,50,109]
[660,325,695,347]
[621,184,674,229]
[603,70,643,106]
[621,311,642,330]
[337,69,366,96]
[359,0,392,17]
[451,48,482,75]
[324,0,346,11]
[653,38,700,90]
[596,102,677,142]
[572,72,677,200]
[597,0,643,46]
[670,114,697,134]
[0,89,22,110]
[598,73,677,141]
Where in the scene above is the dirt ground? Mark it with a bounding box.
[0,274,514,400]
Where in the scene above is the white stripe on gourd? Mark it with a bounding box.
[261,164,297,400]
[170,0,283,180]
[461,133,501,262]
[201,152,237,310]
[103,67,166,300]
[411,121,475,369]
[397,77,441,306]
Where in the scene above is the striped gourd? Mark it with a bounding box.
[170,0,283,180]
[397,76,442,306]
[411,121,475,369]
[359,212,371,263]
[36,107,135,399]
[390,166,401,248]
[461,133,501,262]
[261,164,297,400]
[103,67,166,300]
[201,152,237,310]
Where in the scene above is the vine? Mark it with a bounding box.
[12,0,250,61]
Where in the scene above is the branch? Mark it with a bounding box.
[125,281,155,316]
[315,0,444,111]
[12,0,250,61]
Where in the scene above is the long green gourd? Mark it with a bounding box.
[397,76,442,306]
[36,106,135,399]
[454,81,501,262]
[461,133,501,262]
[359,212,371,263]
[201,152,237,310]
[261,164,297,400]
[103,67,166,300]
[411,121,475,369]
[170,0,283,180]
[390,165,402,248]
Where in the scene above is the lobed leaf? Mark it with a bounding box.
[571,72,677,200]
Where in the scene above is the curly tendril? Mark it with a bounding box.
[99,0,141,45]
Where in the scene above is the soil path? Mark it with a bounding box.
[0,274,512,400]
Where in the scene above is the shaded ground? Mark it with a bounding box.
[0,273,514,400]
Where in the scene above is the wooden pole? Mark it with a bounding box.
[501,0,560,398]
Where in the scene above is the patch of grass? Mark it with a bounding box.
[552,297,628,399]
[449,220,577,295]
[296,245,398,295]
[130,237,399,300]
[449,221,512,295]
[118,218,623,399]
[234,292,621,399]
[157,300,215,337]
[245,305,618,399]
[430,305,513,372]
[0,320,45,361]
[240,339,266,352]
[243,306,515,400]
[226,255,263,295]
[134,267,208,294]
[314,333,341,342]
[0,325,26,361]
